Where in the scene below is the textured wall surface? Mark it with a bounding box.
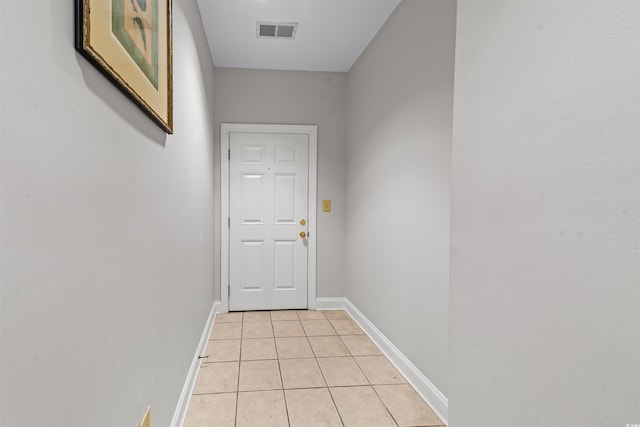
[0,0,217,425]
[450,1,640,426]
[345,0,456,398]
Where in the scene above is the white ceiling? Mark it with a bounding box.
[196,0,402,72]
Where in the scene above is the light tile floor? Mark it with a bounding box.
[183,310,444,427]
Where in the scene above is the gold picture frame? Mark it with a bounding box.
[76,0,173,133]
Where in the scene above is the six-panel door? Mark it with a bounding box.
[229,132,309,311]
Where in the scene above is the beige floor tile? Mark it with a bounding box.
[341,335,382,356]
[203,339,240,362]
[273,320,305,337]
[329,318,365,335]
[279,358,326,389]
[183,393,236,427]
[238,360,282,391]
[236,390,289,427]
[270,310,299,321]
[193,362,239,394]
[242,321,274,338]
[301,319,337,336]
[275,337,314,359]
[322,310,351,320]
[297,310,326,320]
[187,310,438,427]
[330,386,396,427]
[241,338,277,360]
[244,311,271,322]
[308,336,350,357]
[317,357,368,387]
[355,355,406,385]
[215,312,243,323]
[210,322,242,340]
[285,388,343,427]
[375,384,443,427]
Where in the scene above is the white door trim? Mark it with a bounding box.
[221,123,317,313]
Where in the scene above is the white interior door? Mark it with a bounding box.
[228,130,311,311]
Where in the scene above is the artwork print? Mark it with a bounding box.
[112,0,159,90]
[75,0,172,133]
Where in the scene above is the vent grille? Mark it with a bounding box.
[257,22,298,40]
[259,24,276,37]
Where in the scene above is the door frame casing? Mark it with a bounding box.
[220,123,318,313]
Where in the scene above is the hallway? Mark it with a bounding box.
[184,310,444,427]
[1,1,638,426]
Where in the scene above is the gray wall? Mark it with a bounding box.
[345,0,456,397]
[450,1,640,426]
[0,0,217,426]
[213,68,348,300]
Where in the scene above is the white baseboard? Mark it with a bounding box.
[170,300,221,427]
[319,298,448,425]
[315,297,347,310]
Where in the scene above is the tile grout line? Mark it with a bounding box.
[272,317,292,427]
[337,334,353,357]
[305,322,320,359]
[328,311,383,427]
[351,355,372,385]
[311,327,346,427]
[370,382,401,427]
[331,329,401,427]
[313,310,346,426]
[291,310,344,426]
[234,313,243,427]
[342,308,433,426]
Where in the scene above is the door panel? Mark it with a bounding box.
[229,132,309,311]
[274,240,296,289]
[241,174,265,223]
[274,174,296,223]
[241,145,265,164]
[240,240,264,291]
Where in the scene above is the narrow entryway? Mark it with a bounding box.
[183,310,444,427]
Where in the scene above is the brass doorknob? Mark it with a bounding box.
[300,231,307,239]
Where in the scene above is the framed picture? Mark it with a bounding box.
[75,0,173,133]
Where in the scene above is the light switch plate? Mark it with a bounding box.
[322,200,331,212]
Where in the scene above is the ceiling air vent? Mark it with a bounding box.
[257,22,298,40]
